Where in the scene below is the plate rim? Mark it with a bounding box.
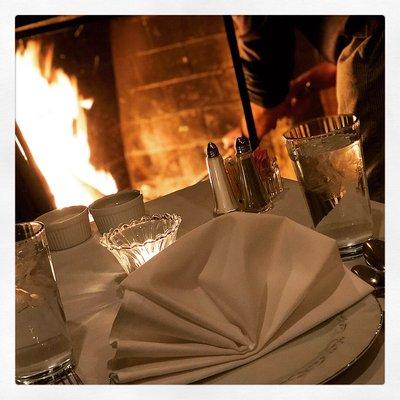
[318,294,384,384]
[198,294,383,385]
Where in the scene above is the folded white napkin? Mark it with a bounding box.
[108,212,372,384]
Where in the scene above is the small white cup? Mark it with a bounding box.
[89,189,145,234]
[36,205,92,251]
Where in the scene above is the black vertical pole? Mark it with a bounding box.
[223,16,260,150]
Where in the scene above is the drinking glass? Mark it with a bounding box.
[284,115,373,259]
[16,222,74,384]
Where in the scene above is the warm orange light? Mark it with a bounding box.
[16,40,117,208]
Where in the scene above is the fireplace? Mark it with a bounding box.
[15,15,334,221]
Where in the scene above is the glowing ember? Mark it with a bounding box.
[16,40,117,208]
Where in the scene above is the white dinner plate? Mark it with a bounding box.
[199,294,383,384]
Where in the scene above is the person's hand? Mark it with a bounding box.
[221,126,242,152]
[288,61,337,118]
[221,62,337,150]
[288,81,314,118]
[222,100,290,151]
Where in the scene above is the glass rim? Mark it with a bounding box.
[99,213,182,251]
[16,221,45,243]
[283,114,360,142]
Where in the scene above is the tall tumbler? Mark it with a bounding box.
[284,115,373,260]
[16,222,74,384]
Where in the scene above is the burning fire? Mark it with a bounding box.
[16,40,117,208]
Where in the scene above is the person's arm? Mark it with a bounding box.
[234,16,296,109]
[222,16,295,149]
[222,17,337,149]
[222,61,337,150]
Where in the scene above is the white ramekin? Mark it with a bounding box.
[36,205,92,251]
[88,189,145,234]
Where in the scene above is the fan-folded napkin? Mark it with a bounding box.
[108,212,372,384]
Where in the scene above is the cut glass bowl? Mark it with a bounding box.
[99,213,182,274]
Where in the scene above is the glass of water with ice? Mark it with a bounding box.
[284,115,373,260]
[16,222,74,384]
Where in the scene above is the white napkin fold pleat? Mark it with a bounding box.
[108,212,372,384]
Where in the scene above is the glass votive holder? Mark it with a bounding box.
[99,213,182,274]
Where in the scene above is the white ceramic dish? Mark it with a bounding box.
[36,205,92,251]
[198,294,383,384]
[89,189,145,234]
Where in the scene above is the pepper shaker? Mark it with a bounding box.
[235,136,272,213]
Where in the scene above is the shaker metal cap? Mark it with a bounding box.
[235,136,251,154]
[207,142,220,158]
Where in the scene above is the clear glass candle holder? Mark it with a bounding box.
[99,213,182,274]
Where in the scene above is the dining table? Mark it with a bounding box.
[51,178,385,385]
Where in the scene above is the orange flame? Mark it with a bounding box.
[16,40,117,208]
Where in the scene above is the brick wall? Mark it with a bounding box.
[110,16,242,200]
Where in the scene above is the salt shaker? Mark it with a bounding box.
[235,136,272,213]
[206,142,238,216]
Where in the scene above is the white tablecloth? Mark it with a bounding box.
[51,178,384,384]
